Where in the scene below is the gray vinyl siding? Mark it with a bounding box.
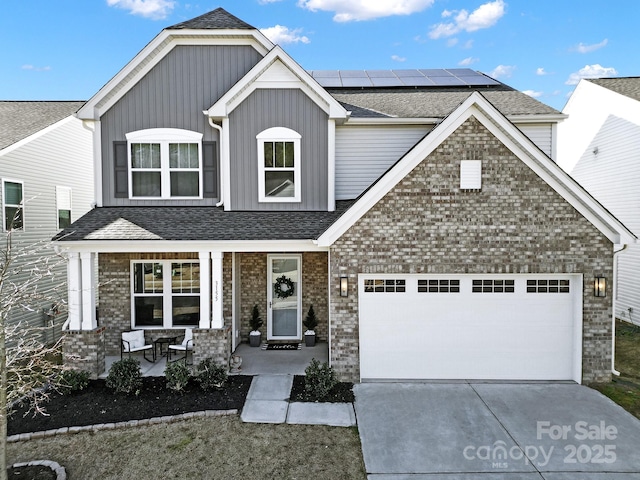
[518,124,553,158]
[100,45,262,206]
[0,117,93,344]
[571,115,640,323]
[335,125,432,199]
[229,88,329,211]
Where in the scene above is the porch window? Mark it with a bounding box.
[126,129,202,199]
[3,179,23,231]
[132,260,200,328]
[257,127,301,202]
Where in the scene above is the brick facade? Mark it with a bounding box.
[62,327,105,379]
[329,116,613,383]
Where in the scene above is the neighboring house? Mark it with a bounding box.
[55,8,635,384]
[0,101,93,344]
[559,77,640,326]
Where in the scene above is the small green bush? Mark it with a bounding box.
[304,358,337,401]
[106,357,142,395]
[303,304,318,332]
[56,369,90,394]
[196,358,228,392]
[249,304,263,332]
[165,361,191,392]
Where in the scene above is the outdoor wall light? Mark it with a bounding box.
[594,276,606,297]
[340,275,349,297]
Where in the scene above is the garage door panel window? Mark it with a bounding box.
[418,279,460,293]
[527,279,570,293]
[472,279,514,293]
[364,279,406,293]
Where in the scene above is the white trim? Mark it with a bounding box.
[267,254,302,340]
[199,251,211,329]
[257,127,301,203]
[221,118,232,210]
[211,251,224,328]
[66,252,82,330]
[80,252,97,330]
[0,116,76,158]
[77,30,273,121]
[327,119,336,212]
[206,46,348,120]
[126,128,203,200]
[317,92,636,247]
[91,120,103,207]
[2,178,24,232]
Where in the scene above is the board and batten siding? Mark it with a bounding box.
[0,117,93,344]
[572,114,640,324]
[228,88,329,211]
[100,44,263,206]
[335,125,431,200]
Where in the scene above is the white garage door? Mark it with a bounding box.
[359,274,582,382]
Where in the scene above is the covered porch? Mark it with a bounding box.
[102,341,329,377]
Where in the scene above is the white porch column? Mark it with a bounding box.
[211,251,224,328]
[66,252,82,330]
[199,251,211,328]
[80,252,97,330]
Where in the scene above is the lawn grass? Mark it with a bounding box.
[592,320,640,420]
[7,415,366,480]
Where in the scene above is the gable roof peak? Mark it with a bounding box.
[167,7,255,31]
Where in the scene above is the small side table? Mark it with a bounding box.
[154,336,178,359]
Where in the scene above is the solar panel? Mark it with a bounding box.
[313,77,343,87]
[341,77,373,87]
[310,70,340,78]
[430,76,466,86]
[309,69,497,88]
[367,70,397,78]
[371,77,404,87]
[393,69,423,77]
[339,70,368,78]
[419,69,453,77]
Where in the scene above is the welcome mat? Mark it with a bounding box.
[262,342,301,351]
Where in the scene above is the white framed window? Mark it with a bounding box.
[364,279,406,293]
[56,186,72,229]
[126,128,203,199]
[460,160,482,189]
[131,260,200,328]
[257,127,301,202]
[2,179,23,231]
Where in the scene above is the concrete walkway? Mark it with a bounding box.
[354,382,640,479]
[240,374,356,427]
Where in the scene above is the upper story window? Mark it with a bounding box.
[126,129,203,199]
[257,127,301,202]
[56,186,72,229]
[3,179,23,231]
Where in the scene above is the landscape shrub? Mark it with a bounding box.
[196,358,228,392]
[165,361,191,392]
[56,369,90,394]
[304,358,337,401]
[106,357,142,395]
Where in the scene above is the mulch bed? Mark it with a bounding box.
[8,375,252,436]
[8,465,55,479]
[289,375,354,403]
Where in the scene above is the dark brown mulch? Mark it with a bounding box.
[8,465,56,480]
[8,375,252,436]
[289,375,354,403]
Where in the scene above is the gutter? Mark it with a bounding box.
[206,114,224,207]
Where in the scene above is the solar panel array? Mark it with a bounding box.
[308,68,500,88]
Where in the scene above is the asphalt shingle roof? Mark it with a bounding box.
[167,7,255,30]
[54,202,355,242]
[0,101,85,151]
[588,77,640,103]
[328,88,561,118]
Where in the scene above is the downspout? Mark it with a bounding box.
[206,115,224,207]
[611,244,628,376]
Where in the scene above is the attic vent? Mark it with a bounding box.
[460,160,482,190]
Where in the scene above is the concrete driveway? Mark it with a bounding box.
[354,383,640,479]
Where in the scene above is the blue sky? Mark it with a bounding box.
[2,0,638,111]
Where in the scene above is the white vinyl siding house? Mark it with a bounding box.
[0,104,93,343]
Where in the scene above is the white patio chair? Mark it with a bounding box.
[168,328,193,364]
[121,330,155,362]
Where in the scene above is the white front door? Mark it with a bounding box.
[267,254,302,340]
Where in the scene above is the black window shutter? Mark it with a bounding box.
[202,141,218,198]
[113,141,128,198]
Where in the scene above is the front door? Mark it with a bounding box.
[267,254,301,340]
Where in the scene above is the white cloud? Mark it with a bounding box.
[490,64,515,79]
[574,38,608,54]
[446,38,459,47]
[565,64,618,85]
[21,64,51,72]
[429,0,505,39]
[536,67,549,76]
[106,0,175,20]
[297,0,435,22]
[522,89,543,98]
[391,55,407,62]
[458,56,478,66]
[260,25,311,45]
